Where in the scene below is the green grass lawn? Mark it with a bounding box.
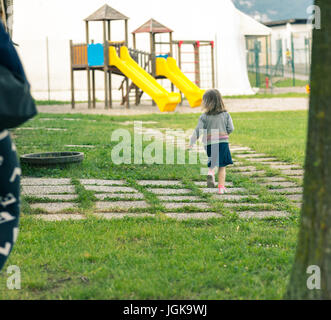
[0,110,308,300]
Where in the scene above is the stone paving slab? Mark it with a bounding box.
[166,213,222,220]
[96,201,149,210]
[137,180,182,186]
[229,166,258,172]
[212,194,259,201]
[80,179,125,186]
[94,213,154,219]
[245,158,278,162]
[223,203,274,208]
[261,181,298,188]
[21,178,71,186]
[286,194,303,202]
[201,188,247,194]
[257,161,289,166]
[158,196,202,202]
[31,203,78,213]
[63,118,81,121]
[85,186,137,193]
[95,193,145,200]
[252,177,287,182]
[239,211,290,219]
[163,202,211,210]
[230,147,253,151]
[65,145,95,148]
[269,165,302,170]
[239,171,266,176]
[35,214,85,221]
[269,188,303,194]
[235,153,268,158]
[35,194,78,201]
[121,121,159,126]
[194,181,234,187]
[22,185,76,195]
[281,170,304,176]
[232,162,245,166]
[16,127,67,131]
[147,188,192,195]
[231,151,256,155]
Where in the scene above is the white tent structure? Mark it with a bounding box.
[13,0,271,100]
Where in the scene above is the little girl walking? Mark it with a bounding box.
[189,89,234,194]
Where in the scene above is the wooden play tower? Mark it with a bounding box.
[132,18,175,106]
[70,4,131,109]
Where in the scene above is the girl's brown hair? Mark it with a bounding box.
[202,89,227,115]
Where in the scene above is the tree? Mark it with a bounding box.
[286,0,331,299]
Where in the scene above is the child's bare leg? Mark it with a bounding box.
[218,167,226,186]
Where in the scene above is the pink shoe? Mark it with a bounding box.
[218,185,226,194]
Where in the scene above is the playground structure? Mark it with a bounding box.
[70,4,215,112]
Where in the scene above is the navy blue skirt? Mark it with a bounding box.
[206,143,233,168]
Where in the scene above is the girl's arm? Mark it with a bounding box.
[226,113,234,134]
[189,115,205,147]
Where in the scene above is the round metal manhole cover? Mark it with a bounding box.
[20,152,84,166]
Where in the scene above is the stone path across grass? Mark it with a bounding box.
[22,142,304,221]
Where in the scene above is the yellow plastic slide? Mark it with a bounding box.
[156,57,205,108]
[109,46,181,112]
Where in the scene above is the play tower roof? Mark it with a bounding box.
[132,18,173,34]
[85,4,129,21]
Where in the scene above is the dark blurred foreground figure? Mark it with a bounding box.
[0,21,37,271]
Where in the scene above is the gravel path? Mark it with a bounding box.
[37,97,308,116]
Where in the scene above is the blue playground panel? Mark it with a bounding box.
[156,54,169,59]
[88,43,104,67]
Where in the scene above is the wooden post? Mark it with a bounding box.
[169,32,174,92]
[103,21,109,109]
[107,21,112,108]
[86,21,91,109]
[91,39,96,109]
[125,20,129,47]
[169,32,173,57]
[150,32,156,106]
[124,19,129,109]
[194,41,201,87]
[135,84,139,106]
[178,42,183,105]
[133,33,136,50]
[211,42,216,89]
[92,69,96,109]
[70,40,75,109]
[107,21,111,41]
[126,77,130,109]
[133,35,139,105]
